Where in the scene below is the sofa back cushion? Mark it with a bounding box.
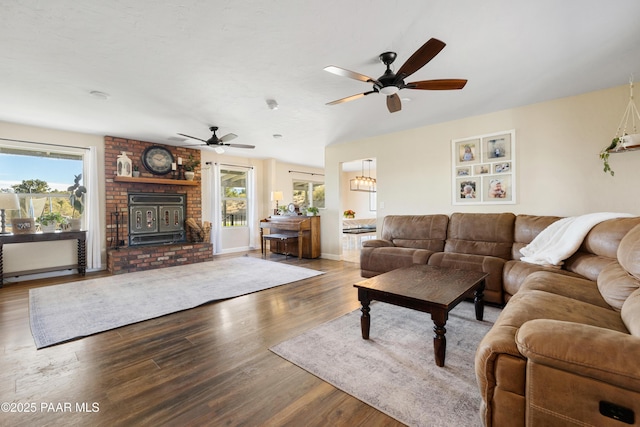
[597,262,640,311]
[380,215,449,250]
[511,214,563,260]
[617,223,640,280]
[444,212,515,259]
[564,217,640,280]
[622,288,640,337]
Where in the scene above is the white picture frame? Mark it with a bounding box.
[452,130,516,205]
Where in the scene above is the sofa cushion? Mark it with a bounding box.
[502,261,582,302]
[379,214,449,250]
[511,214,562,260]
[360,246,434,278]
[428,252,505,304]
[622,288,640,337]
[564,217,640,280]
[445,212,515,259]
[518,271,611,309]
[598,262,640,311]
[618,223,640,280]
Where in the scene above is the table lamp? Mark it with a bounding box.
[0,193,20,234]
[270,191,283,212]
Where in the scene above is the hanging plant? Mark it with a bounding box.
[601,77,640,176]
[599,137,619,176]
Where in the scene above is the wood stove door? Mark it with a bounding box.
[130,206,158,234]
[159,205,184,233]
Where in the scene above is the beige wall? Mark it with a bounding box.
[322,83,640,259]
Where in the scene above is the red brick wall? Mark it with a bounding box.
[104,136,212,273]
[104,136,203,246]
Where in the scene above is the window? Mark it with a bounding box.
[293,180,325,209]
[220,169,248,227]
[0,146,84,231]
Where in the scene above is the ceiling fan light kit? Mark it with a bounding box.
[325,38,467,113]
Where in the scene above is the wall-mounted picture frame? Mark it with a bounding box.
[452,130,516,205]
[453,138,480,166]
[455,178,479,202]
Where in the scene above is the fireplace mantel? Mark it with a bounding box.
[114,176,198,186]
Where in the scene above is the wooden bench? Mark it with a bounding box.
[261,233,300,259]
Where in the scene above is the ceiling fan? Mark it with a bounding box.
[178,126,255,150]
[324,38,467,113]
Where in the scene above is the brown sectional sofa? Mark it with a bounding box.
[360,213,640,426]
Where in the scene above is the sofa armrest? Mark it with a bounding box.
[516,319,640,391]
[361,239,394,248]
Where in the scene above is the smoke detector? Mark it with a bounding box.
[266,99,279,110]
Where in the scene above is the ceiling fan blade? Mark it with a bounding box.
[386,94,401,113]
[226,143,255,149]
[324,66,377,83]
[219,133,238,143]
[406,79,468,90]
[178,133,208,143]
[326,90,376,106]
[396,38,446,80]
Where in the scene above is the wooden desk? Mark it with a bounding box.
[260,215,321,259]
[0,231,87,286]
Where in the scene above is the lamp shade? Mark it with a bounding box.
[0,193,20,210]
[271,191,283,202]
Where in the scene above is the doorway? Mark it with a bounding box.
[341,158,377,263]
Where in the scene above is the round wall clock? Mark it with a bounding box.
[142,146,174,175]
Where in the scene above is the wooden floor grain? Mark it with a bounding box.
[0,252,403,426]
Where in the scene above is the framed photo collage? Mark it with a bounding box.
[452,130,516,205]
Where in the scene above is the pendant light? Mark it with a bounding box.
[350,159,376,193]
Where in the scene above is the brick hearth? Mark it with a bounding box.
[107,242,213,274]
[104,136,213,274]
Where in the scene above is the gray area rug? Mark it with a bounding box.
[30,256,323,349]
[271,301,501,427]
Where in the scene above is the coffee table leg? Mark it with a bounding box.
[431,312,447,367]
[358,289,371,340]
[474,279,486,321]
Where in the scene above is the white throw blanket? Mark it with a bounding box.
[520,212,634,266]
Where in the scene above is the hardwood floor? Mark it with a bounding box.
[0,252,403,426]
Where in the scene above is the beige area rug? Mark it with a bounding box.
[30,256,323,349]
[271,301,501,427]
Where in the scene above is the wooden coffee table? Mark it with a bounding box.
[354,264,488,367]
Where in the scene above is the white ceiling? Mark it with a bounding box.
[2,1,640,169]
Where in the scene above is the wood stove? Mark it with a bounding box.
[128,192,186,246]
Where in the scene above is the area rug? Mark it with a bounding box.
[30,256,323,349]
[271,301,501,427]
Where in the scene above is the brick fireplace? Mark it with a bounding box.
[104,136,213,274]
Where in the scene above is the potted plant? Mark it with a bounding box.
[183,154,200,181]
[277,204,288,215]
[306,206,319,216]
[132,164,140,177]
[67,173,87,231]
[38,212,65,232]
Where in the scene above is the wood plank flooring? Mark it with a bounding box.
[0,252,403,426]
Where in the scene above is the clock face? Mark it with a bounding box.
[287,203,296,213]
[142,146,174,175]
